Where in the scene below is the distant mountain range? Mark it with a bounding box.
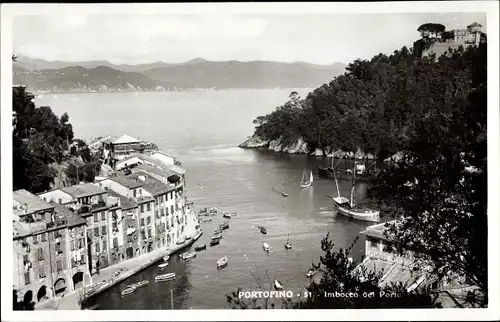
[13,56,346,93]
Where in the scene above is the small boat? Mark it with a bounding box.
[284,234,292,250]
[212,233,223,240]
[332,164,380,223]
[263,242,271,252]
[210,238,220,246]
[194,244,207,251]
[217,256,228,268]
[274,279,283,290]
[222,212,232,219]
[193,229,203,241]
[200,218,212,222]
[121,287,136,296]
[306,268,316,278]
[181,251,197,260]
[163,255,170,261]
[281,191,288,197]
[219,222,229,230]
[300,169,314,188]
[176,238,186,245]
[128,280,149,289]
[213,228,223,234]
[231,212,237,216]
[259,226,267,235]
[158,263,169,268]
[155,273,176,281]
[186,236,192,241]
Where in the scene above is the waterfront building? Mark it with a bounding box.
[38,183,114,273]
[105,134,158,161]
[13,189,90,306]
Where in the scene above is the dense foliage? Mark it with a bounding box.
[370,41,487,305]
[252,42,485,161]
[227,235,435,309]
[13,86,101,193]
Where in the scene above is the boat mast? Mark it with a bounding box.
[350,161,356,207]
[334,171,341,198]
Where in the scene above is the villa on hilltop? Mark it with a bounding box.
[413,22,486,60]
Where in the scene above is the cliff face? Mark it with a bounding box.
[239,135,377,159]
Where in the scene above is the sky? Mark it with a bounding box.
[13,12,486,65]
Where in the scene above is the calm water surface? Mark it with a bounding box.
[38,90,386,309]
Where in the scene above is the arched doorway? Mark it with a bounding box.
[126,247,133,259]
[54,278,66,296]
[37,285,47,302]
[24,290,33,303]
[73,272,84,290]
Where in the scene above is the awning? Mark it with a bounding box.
[167,174,180,183]
[54,278,66,291]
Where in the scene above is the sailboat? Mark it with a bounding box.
[332,162,380,222]
[284,234,292,249]
[300,169,313,188]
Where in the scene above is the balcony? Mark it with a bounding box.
[91,200,108,211]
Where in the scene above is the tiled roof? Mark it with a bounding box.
[51,203,86,227]
[61,183,107,198]
[358,257,426,290]
[109,175,142,189]
[106,189,138,210]
[361,221,397,241]
[113,134,141,145]
[13,189,54,215]
[126,172,172,196]
[135,163,176,178]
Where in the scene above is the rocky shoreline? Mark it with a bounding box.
[239,135,404,162]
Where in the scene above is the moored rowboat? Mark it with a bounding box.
[155,273,176,281]
[217,256,228,268]
[121,287,136,296]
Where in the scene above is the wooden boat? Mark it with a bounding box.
[217,256,228,268]
[219,222,229,230]
[181,251,197,260]
[193,229,203,241]
[121,287,136,296]
[300,169,314,188]
[263,242,271,252]
[176,238,186,245]
[213,228,223,234]
[185,236,192,241]
[222,212,232,219]
[274,279,283,290]
[212,233,223,240]
[155,273,176,281]
[281,191,288,197]
[194,244,207,251]
[259,226,267,235]
[158,262,169,268]
[163,255,170,261]
[128,280,149,289]
[306,268,316,278]
[332,164,380,223]
[210,238,220,246]
[231,212,237,216]
[200,218,212,222]
[284,234,292,250]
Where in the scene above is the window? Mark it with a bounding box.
[38,266,45,278]
[102,225,107,235]
[133,189,137,198]
[37,248,44,261]
[113,238,118,249]
[370,238,377,248]
[93,214,98,222]
[101,212,106,221]
[140,218,145,226]
[147,217,151,225]
[41,233,46,242]
[56,260,63,272]
[140,204,144,213]
[147,202,151,211]
[33,234,38,244]
[102,239,107,250]
[166,207,169,216]
[58,198,62,204]
[24,272,30,285]
[147,229,152,238]
[70,240,75,251]
[95,242,100,253]
[160,208,164,217]
[94,227,99,237]
[170,205,174,215]
[23,254,29,264]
